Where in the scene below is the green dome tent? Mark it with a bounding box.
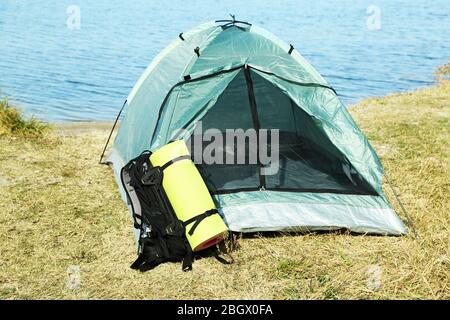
[105,20,407,236]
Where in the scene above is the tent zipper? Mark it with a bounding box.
[243,65,266,190]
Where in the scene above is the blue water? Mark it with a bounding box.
[0,0,449,122]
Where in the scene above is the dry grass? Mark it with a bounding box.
[0,75,449,300]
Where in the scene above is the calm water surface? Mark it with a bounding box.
[0,0,449,121]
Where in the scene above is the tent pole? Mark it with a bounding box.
[384,173,419,238]
[99,99,127,165]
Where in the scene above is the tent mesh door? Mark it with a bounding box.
[188,69,376,196]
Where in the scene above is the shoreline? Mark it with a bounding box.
[53,121,115,134]
[29,84,438,128]
[42,78,446,131]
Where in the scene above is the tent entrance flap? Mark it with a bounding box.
[187,68,377,196]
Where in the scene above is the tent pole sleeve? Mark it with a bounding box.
[99,99,127,165]
[244,65,265,189]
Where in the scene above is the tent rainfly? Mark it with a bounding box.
[105,20,407,237]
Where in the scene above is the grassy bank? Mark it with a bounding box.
[0,72,448,299]
[0,98,50,138]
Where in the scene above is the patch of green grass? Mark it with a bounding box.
[275,259,301,279]
[0,97,50,137]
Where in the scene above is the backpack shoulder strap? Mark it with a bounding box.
[120,165,143,228]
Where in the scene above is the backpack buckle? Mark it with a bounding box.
[165,221,183,236]
[142,225,156,239]
[141,167,163,185]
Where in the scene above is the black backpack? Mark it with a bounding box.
[120,151,193,272]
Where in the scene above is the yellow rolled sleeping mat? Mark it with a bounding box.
[150,140,228,252]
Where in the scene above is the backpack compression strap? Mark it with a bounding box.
[159,155,220,236]
[160,155,191,171]
[183,209,219,236]
[142,155,220,237]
